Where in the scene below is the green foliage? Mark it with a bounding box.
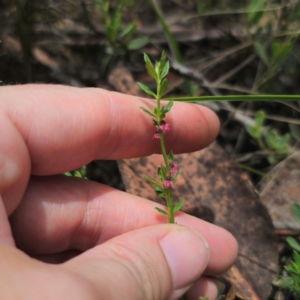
[292,203,300,224]
[246,110,290,165]
[144,175,163,188]
[274,251,300,298]
[274,202,300,298]
[254,40,293,88]
[139,51,171,120]
[65,166,87,179]
[173,200,184,213]
[155,207,168,215]
[287,237,300,252]
[286,203,300,252]
[95,0,148,55]
[247,0,267,27]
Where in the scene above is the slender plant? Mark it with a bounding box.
[138,52,184,223]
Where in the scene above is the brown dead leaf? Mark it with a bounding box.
[109,64,278,300]
[223,266,260,300]
[259,151,300,231]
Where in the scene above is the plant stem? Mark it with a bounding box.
[159,132,170,172]
[157,91,173,223]
[165,188,174,224]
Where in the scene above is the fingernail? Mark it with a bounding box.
[159,226,210,290]
[211,279,226,297]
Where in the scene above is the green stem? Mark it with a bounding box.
[159,132,170,172]
[165,94,300,102]
[165,188,174,224]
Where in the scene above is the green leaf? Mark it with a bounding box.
[140,107,156,117]
[137,82,156,97]
[247,0,267,26]
[160,60,170,79]
[292,203,300,224]
[119,23,136,38]
[293,250,300,265]
[168,151,174,161]
[157,167,165,181]
[106,10,122,42]
[273,276,294,288]
[287,237,300,252]
[254,42,269,65]
[144,53,157,80]
[255,110,265,127]
[64,172,72,176]
[265,130,277,149]
[155,207,168,215]
[159,51,167,72]
[267,155,277,165]
[95,0,109,14]
[271,41,281,58]
[144,175,163,187]
[155,186,163,193]
[128,37,149,50]
[173,200,184,213]
[154,186,165,197]
[159,78,168,98]
[162,100,173,113]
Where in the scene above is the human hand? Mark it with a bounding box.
[0,84,238,300]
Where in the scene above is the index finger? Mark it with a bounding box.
[1,84,219,175]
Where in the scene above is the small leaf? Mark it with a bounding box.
[107,10,121,42]
[160,60,170,79]
[137,82,156,97]
[119,23,136,38]
[153,120,159,126]
[157,167,165,181]
[292,202,300,224]
[168,151,174,161]
[152,107,158,115]
[254,42,269,65]
[154,186,165,197]
[144,175,162,187]
[173,200,185,213]
[128,37,149,50]
[140,107,156,117]
[159,51,167,72]
[267,155,277,165]
[271,41,281,58]
[159,78,168,98]
[162,100,173,114]
[255,110,265,127]
[286,237,300,252]
[273,276,294,288]
[155,207,168,215]
[144,53,157,80]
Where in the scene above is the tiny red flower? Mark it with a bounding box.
[170,164,179,177]
[159,123,170,134]
[163,180,174,189]
[153,133,160,139]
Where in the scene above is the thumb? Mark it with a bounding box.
[63,224,210,300]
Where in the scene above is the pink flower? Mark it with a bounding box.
[159,123,170,134]
[153,133,160,139]
[170,163,179,177]
[163,180,174,189]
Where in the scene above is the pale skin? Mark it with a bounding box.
[0,85,238,300]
